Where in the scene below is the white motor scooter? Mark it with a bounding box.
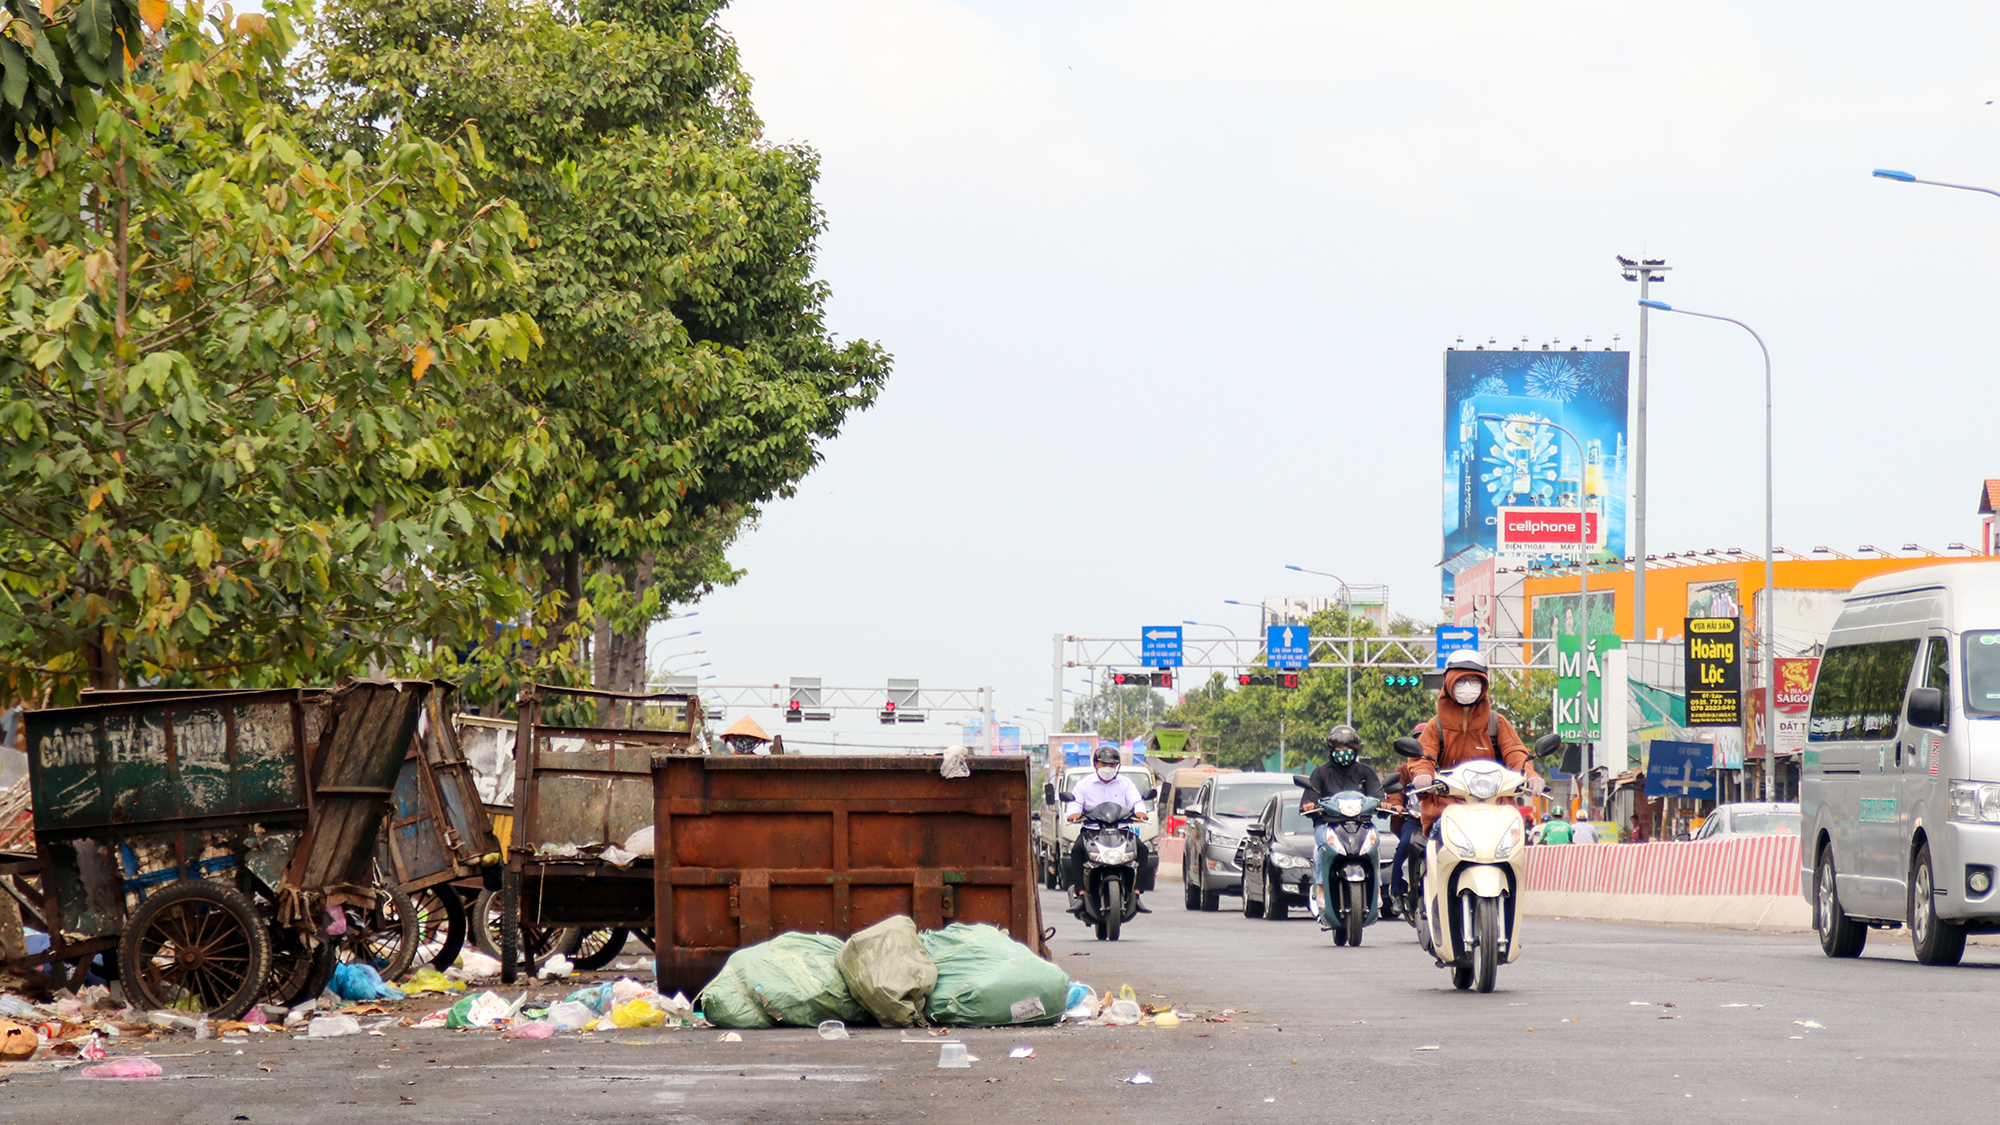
[1393,733,1557,993]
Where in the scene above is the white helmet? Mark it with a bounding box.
[1443,649,1488,675]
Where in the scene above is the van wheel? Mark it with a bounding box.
[1910,843,1967,966]
[1815,852,1867,958]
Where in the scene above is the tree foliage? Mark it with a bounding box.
[0,0,155,160]
[0,3,539,700]
[302,0,889,705]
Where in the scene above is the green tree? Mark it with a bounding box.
[0,0,156,160]
[1065,683,1169,743]
[303,0,890,707]
[0,3,538,700]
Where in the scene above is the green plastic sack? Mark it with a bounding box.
[835,915,937,1028]
[698,933,869,1029]
[919,923,1069,1027]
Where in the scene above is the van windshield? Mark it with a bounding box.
[1965,631,2000,715]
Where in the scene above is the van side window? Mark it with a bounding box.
[1923,637,1951,731]
[1964,631,2000,715]
[1809,639,1919,741]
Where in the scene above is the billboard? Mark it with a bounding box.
[1685,617,1742,727]
[1442,350,1630,596]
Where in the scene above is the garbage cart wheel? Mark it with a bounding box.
[566,928,629,972]
[472,888,570,973]
[119,880,271,1020]
[266,926,337,1006]
[341,886,420,983]
[411,887,468,971]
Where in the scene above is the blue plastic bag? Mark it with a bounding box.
[564,982,614,1013]
[332,961,405,1001]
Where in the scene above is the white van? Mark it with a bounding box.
[1802,561,2000,964]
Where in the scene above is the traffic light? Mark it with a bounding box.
[1383,673,1424,690]
[879,701,898,725]
[786,700,803,724]
[1237,672,1301,689]
[1111,671,1174,688]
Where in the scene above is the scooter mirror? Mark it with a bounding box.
[1291,775,1310,788]
[1144,787,1159,801]
[1391,737,1424,759]
[1382,780,1405,795]
[1533,732,1562,759]
[1043,783,1056,805]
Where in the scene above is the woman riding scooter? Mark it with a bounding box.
[1410,651,1547,827]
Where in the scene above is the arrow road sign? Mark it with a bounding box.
[1266,624,1309,670]
[1434,625,1479,668]
[1141,626,1183,668]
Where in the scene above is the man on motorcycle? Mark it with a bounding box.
[1064,744,1152,914]
[1540,806,1572,844]
[1386,723,1427,910]
[1410,651,1546,831]
[1299,725,1382,913]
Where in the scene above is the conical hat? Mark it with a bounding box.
[721,715,769,742]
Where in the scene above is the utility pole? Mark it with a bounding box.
[1051,633,1065,736]
[1618,255,1670,645]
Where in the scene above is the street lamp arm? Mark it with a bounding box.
[1873,168,2000,199]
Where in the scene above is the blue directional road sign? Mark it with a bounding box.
[1141,625,1183,668]
[1266,624,1310,670]
[1645,740,1716,801]
[1434,625,1479,668]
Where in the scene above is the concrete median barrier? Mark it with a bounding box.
[1521,836,1811,932]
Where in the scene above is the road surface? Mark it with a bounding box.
[5,889,1995,1122]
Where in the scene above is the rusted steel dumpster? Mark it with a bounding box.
[495,684,704,981]
[649,755,1045,996]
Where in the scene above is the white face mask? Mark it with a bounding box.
[1452,679,1486,706]
[1096,766,1118,782]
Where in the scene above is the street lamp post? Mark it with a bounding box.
[1477,413,1591,809]
[1872,168,2000,199]
[1285,565,1355,725]
[1638,298,1777,802]
[1620,256,1672,645]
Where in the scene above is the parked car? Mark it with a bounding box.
[1182,771,1300,911]
[1234,794,1315,919]
[1690,802,1802,841]
[1159,765,1237,837]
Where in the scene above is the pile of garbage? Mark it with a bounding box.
[410,976,703,1033]
[697,918,1070,1031]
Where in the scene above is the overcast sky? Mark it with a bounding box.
[677,0,2000,744]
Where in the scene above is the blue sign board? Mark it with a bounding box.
[1435,625,1479,668]
[1266,624,1310,670]
[1645,740,1715,800]
[1141,625,1183,668]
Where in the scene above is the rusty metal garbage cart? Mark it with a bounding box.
[495,685,703,982]
[16,680,432,1018]
[648,754,1046,997]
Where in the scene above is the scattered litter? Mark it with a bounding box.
[623,825,656,857]
[452,949,502,980]
[599,845,639,868]
[1721,1004,1750,1009]
[1125,1071,1153,1084]
[544,1001,597,1032]
[537,955,573,980]
[816,1020,849,1041]
[1264,1098,1276,1103]
[502,1022,554,1040]
[609,998,664,1028]
[1628,1001,1651,1007]
[1152,1011,1180,1028]
[1795,1020,1825,1030]
[1789,1035,1804,1040]
[1008,1045,1036,1059]
[81,1057,164,1079]
[444,991,522,1030]
[402,968,465,995]
[1414,1045,1440,1051]
[716,1032,742,1043]
[937,1042,972,1069]
[148,1011,199,1033]
[306,1015,363,1039]
[0,1019,36,1060]
[333,962,405,1001]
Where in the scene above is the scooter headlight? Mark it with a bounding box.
[1442,818,1479,858]
[1494,819,1524,859]
[1088,838,1135,864]
[1336,798,1365,817]
[1467,774,1500,801]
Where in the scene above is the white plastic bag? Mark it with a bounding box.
[623,825,655,857]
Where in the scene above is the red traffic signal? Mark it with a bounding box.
[1237,672,1300,689]
[879,701,897,725]
[786,699,803,724]
[1112,671,1174,688]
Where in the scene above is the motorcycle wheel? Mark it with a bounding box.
[1472,896,1500,993]
[1343,881,1365,948]
[1103,880,1124,942]
[1452,962,1474,990]
[1332,923,1348,946]
[1262,868,1287,920]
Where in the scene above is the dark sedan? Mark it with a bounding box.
[1234,794,1317,920]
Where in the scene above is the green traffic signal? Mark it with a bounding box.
[1384,674,1422,688]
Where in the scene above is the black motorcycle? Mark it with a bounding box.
[1072,801,1143,941]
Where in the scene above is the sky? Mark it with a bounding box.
[672,0,2000,746]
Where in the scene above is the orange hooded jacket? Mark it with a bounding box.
[1411,667,1537,828]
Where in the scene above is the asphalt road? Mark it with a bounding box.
[6,888,2000,1123]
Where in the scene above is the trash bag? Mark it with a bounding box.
[698,933,868,1029]
[332,961,406,1001]
[402,968,465,995]
[610,998,665,1028]
[445,990,518,1029]
[919,924,1069,1027]
[835,915,936,1028]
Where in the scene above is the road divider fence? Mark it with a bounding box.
[1522,836,1809,931]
